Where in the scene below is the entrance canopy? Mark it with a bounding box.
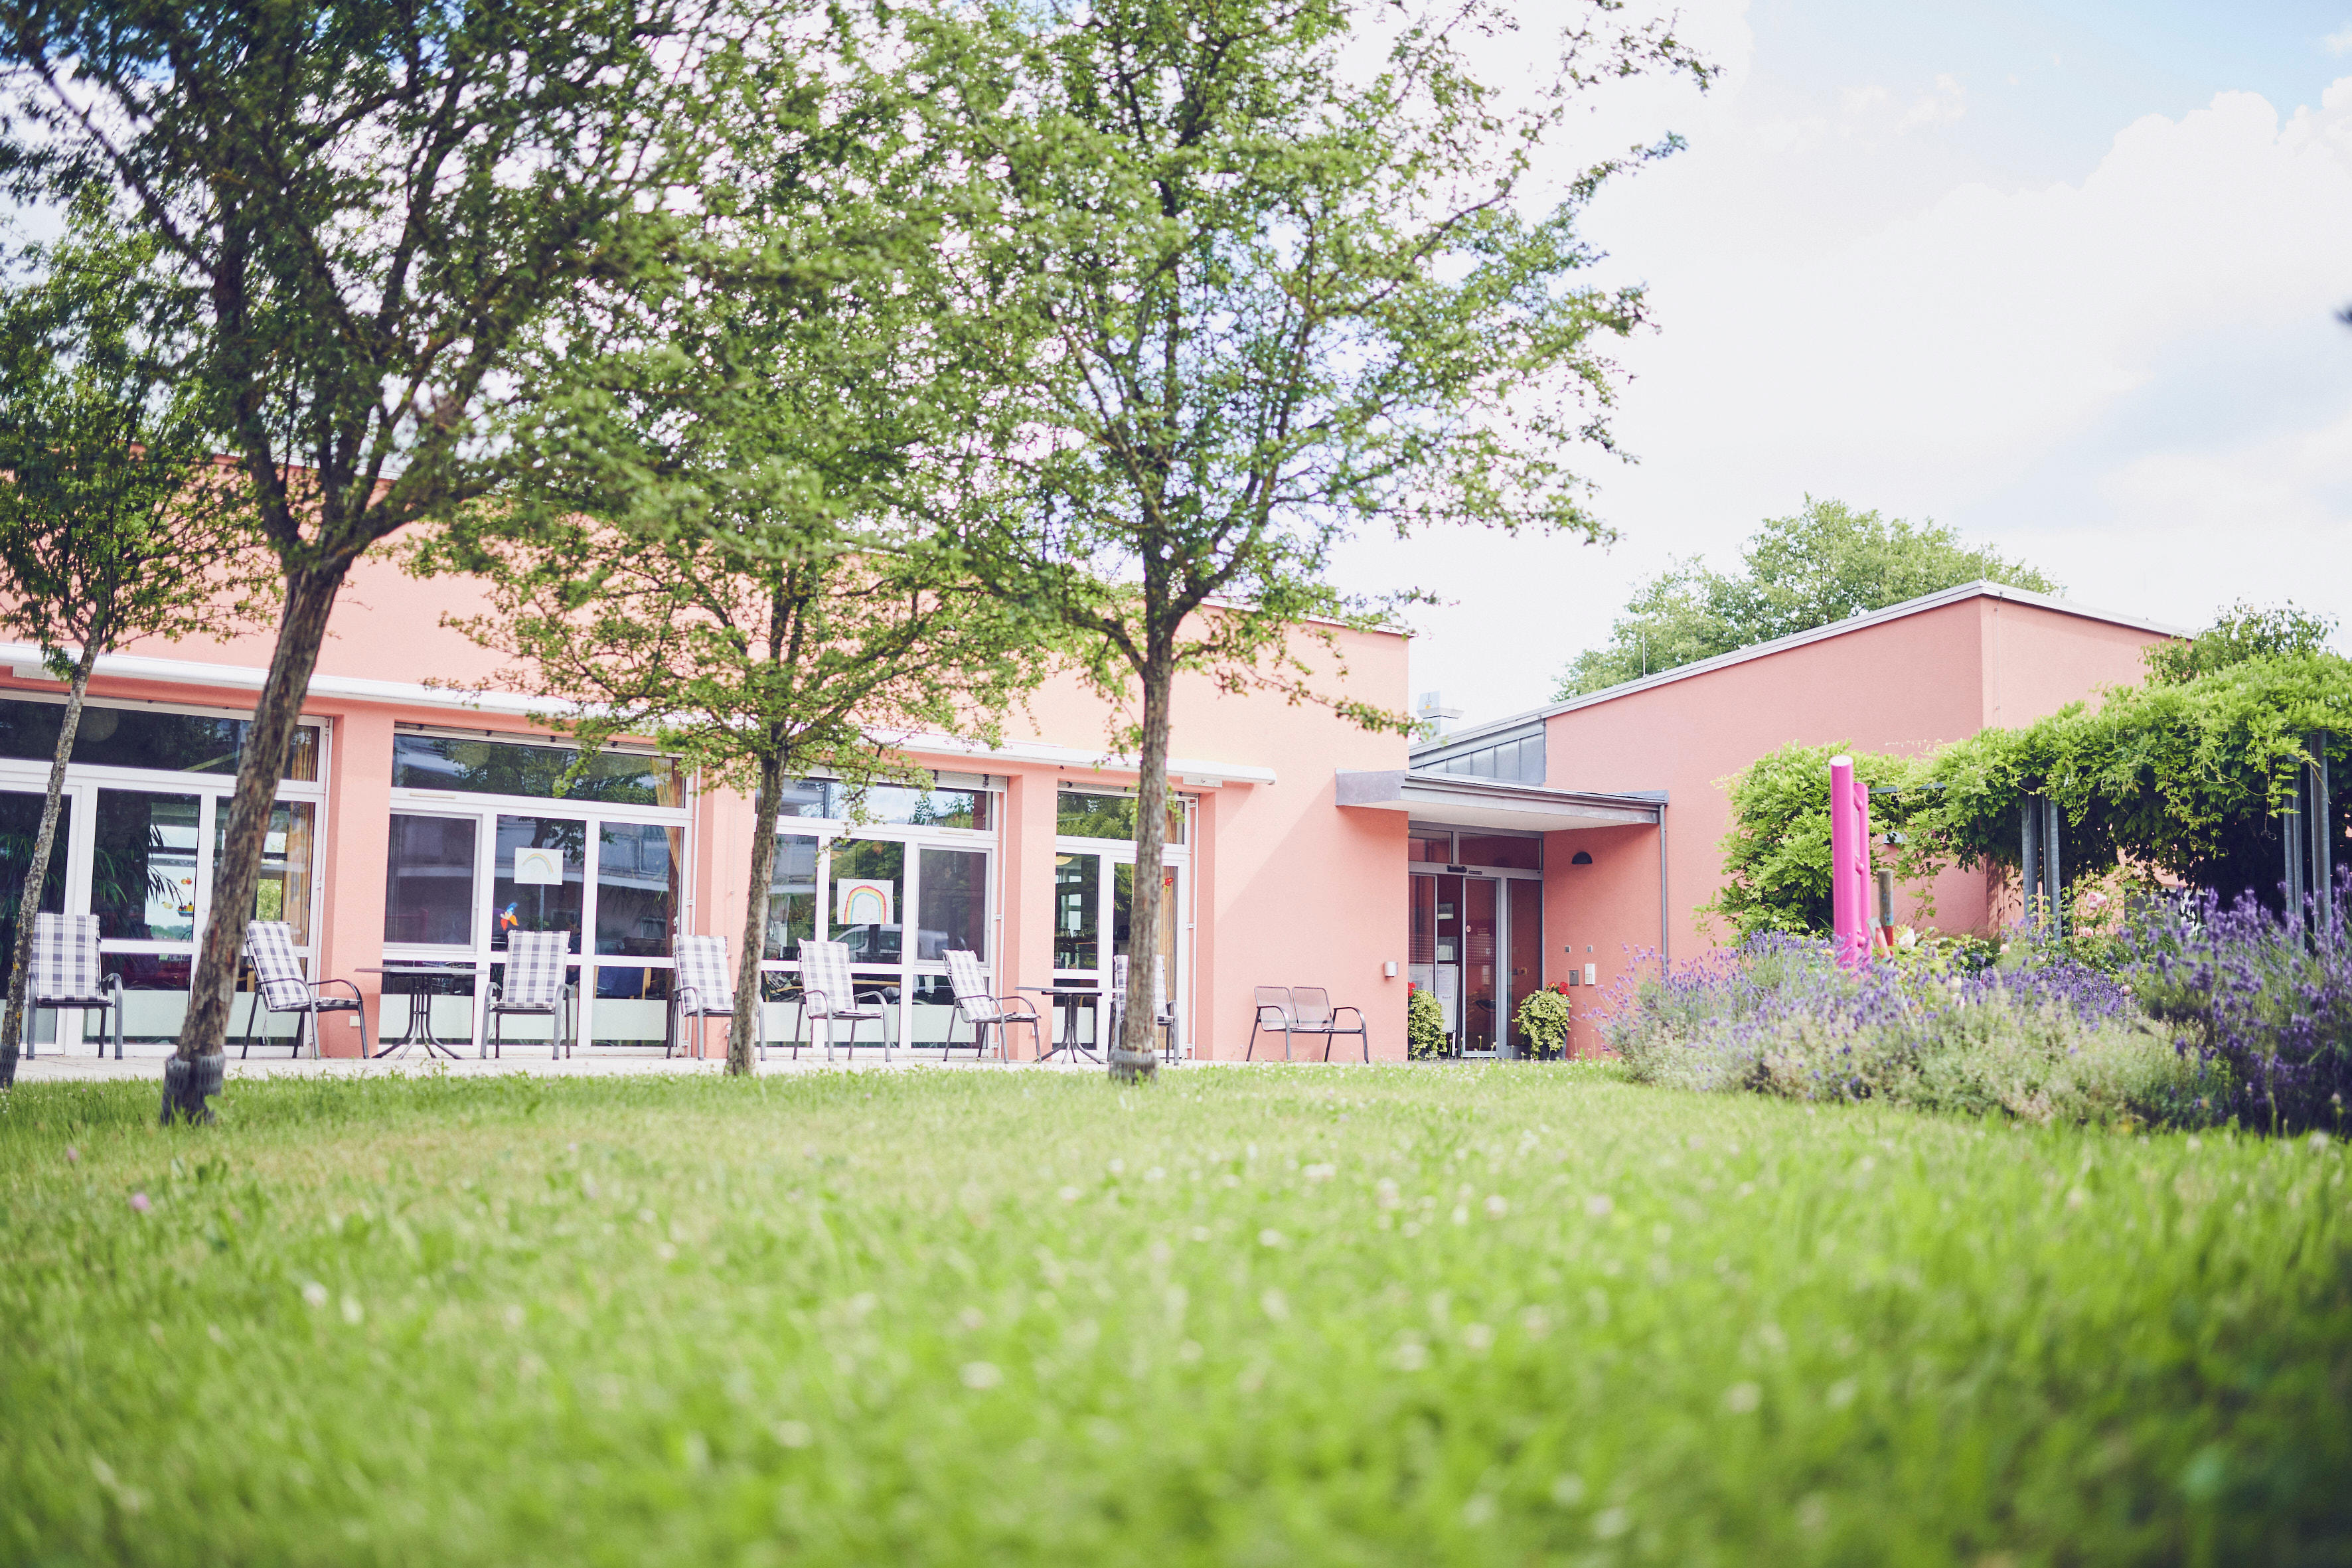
[1334,770,1663,832]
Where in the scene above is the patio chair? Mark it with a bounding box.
[1245,986,1293,1060]
[943,947,1040,1060]
[21,913,123,1059]
[801,938,889,1063]
[1289,986,1369,1062]
[488,931,574,1058]
[668,934,740,1059]
[1109,953,1176,1061]
[240,920,365,1059]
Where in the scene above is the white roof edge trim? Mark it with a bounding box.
[892,731,1277,787]
[0,645,1281,786]
[1418,580,2191,751]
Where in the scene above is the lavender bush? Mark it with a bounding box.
[2128,874,2352,1133]
[1604,933,2226,1128]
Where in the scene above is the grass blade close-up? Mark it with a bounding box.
[2,1065,2348,1566]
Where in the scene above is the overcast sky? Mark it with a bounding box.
[1332,0,2352,730]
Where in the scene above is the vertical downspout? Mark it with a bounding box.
[1657,804,1669,968]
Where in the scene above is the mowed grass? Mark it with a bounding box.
[2,1066,2348,1567]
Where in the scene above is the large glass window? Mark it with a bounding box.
[0,791,68,965]
[1054,852,1099,971]
[218,801,317,941]
[1057,789,1185,845]
[917,846,986,961]
[91,790,198,942]
[765,834,819,960]
[492,815,586,951]
[0,697,316,779]
[830,838,905,966]
[838,782,989,830]
[392,734,680,807]
[595,822,680,957]
[1456,834,1540,871]
[384,813,477,947]
[1409,832,1452,864]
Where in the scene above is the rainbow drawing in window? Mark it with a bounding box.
[834,878,894,925]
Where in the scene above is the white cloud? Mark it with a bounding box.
[2325,25,2352,56]
[1344,25,2352,725]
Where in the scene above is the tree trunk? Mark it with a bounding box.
[1114,657,1173,1083]
[0,640,102,1086]
[167,563,347,1121]
[729,747,787,1076]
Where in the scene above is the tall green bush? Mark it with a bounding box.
[1700,742,1938,940]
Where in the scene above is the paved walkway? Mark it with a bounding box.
[9,1050,1208,1083]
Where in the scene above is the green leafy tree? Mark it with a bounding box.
[0,198,268,1087]
[1701,742,1938,941]
[1917,655,2351,910]
[1557,499,2061,698]
[923,0,1709,1079]
[0,0,691,1113]
[2144,601,2339,685]
[422,27,1052,1075]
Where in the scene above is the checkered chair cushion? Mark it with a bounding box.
[800,939,879,1020]
[501,931,569,1009]
[944,948,1004,1023]
[244,921,313,1010]
[674,935,733,1016]
[31,914,106,1004]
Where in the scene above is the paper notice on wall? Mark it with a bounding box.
[512,846,564,886]
[836,878,894,925]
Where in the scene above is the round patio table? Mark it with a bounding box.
[358,963,479,1059]
[1020,984,1104,1064]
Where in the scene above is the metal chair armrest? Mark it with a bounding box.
[1330,1006,1367,1026]
[315,977,363,1005]
[801,986,830,1016]
[994,994,1040,1018]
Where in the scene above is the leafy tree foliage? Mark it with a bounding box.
[0,0,689,1096]
[1700,742,1936,943]
[1557,499,2059,698]
[2144,600,2339,685]
[919,0,1708,1077]
[422,20,1053,1075]
[0,197,268,1082]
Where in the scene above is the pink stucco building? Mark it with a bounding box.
[0,563,2173,1063]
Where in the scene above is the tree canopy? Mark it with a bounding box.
[0,0,693,1091]
[2144,600,2340,685]
[1555,498,2059,698]
[917,0,1708,1076]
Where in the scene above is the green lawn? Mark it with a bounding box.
[2,1065,2347,1567]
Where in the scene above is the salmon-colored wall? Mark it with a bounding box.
[1539,596,2170,963]
[1541,823,1662,1058]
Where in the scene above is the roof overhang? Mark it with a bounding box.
[1336,769,1662,832]
[1,643,1279,787]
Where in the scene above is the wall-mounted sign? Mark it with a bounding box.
[512,846,565,886]
[836,878,894,925]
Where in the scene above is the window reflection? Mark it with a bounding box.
[765,834,819,960]
[384,813,477,947]
[218,801,317,942]
[1054,852,1098,971]
[92,790,198,942]
[830,838,903,966]
[917,846,986,961]
[0,791,68,963]
[492,815,586,951]
[1056,789,1184,844]
[595,822,679,957]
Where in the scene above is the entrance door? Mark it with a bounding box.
[1409,869,1539,1058]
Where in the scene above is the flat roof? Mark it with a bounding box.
[1416,580,2188,754]
[1336,769,1664,832]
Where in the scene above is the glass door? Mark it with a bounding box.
[1407,866,1541,1058]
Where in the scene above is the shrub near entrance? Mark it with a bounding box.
[2,1069,2347,1564]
